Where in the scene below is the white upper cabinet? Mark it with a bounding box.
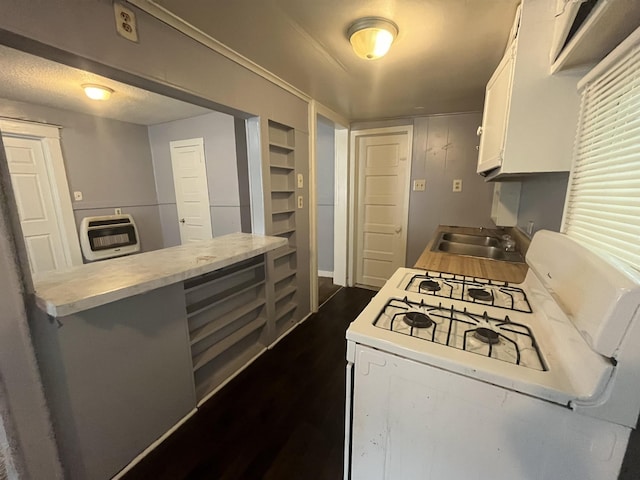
[477,0,583,180]
[476,43,516,174]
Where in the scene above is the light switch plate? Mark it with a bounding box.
[115,208,122,215]
[73,191,83,201]
[453,179,463,192]
[413,179,426,191]
[297,173,303,188]
[297,196,303,209]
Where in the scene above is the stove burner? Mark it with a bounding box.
[474,327,500,345]
[404,311,434,328]
[468,288,493,302]
[419,280,441,292]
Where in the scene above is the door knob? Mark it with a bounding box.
[179,218,185,224]
[395,226,402,233]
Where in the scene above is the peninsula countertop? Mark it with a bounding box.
[33,233,287,317]
[413,225,530,283]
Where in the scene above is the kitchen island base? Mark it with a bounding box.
[31,284,195,480]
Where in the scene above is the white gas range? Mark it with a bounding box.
[344,230,640,480]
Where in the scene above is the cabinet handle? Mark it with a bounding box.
[477,126,483,136]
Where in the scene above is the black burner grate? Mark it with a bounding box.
[405,273,533,313]
[373,297,546,371]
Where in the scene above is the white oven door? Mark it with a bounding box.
[350,344,629,480]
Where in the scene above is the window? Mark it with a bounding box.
[562,29,640,271]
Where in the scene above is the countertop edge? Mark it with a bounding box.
[35,234,288,317]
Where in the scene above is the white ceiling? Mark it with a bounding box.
[0,45,212,126]
[153,0,521,120]
[0,1,520,124]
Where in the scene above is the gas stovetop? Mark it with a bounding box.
[402,271,532,313]
[373,296,546,371]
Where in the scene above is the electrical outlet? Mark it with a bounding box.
[297,196,303,209]
[115,208,122,215]
[413,179,426,191]
[73,191,83,201]
[297,173,303,188]
[453,179,463,192]
[114,3,139,42]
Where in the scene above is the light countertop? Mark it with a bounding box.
[33,233,287,317]
[413,225,530,283]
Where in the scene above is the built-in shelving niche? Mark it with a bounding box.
[184,255,268,402]
[268,120,299,339]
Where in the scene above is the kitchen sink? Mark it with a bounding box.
[441,232,501,247]
[431,232,524,263]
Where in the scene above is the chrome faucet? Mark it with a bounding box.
[501,234,516,252]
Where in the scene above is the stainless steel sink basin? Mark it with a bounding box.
[431,232,524,263]
[441,232,501,247]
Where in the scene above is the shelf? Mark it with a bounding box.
[274,285,297,303]
[187,280,265,317]
[274,270,296,284]
[192,316,267,372]
[189,297,266,346]
[272,227,296,236]
[275,302,297,322]
[269,142,295,153]
[270,163,295,171]
[271,189,294,194]
[272,246,297,260]
[195,343,264,401]
[272,209,295,216]
[268,120,295,148]
[184,260,264,294]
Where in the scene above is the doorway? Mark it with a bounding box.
[312,110,348,309]
[169,137,213,244]
[0,119,82,273]
[350,126,413,288]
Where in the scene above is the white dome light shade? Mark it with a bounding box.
[82,84,114,101]
[348,17,398,60]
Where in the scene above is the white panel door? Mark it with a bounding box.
[170,138,213,244]
[4,136,68,273]
[355,129,411,288]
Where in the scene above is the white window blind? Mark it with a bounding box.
[563,33,640,271]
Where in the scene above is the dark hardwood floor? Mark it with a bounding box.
[123,287,375,480]
[318,276,341,306]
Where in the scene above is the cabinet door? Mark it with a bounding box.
[477,44,516,174]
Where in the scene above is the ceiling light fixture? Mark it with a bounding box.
[347,17,398,60]
[82,84,114,101]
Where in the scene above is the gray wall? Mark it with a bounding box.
[316,116,334,274]
[0,97,164,253]
[354,113,495,267]
[148,111,241,247]
[517,172,569,235]
[407,112,494,265]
